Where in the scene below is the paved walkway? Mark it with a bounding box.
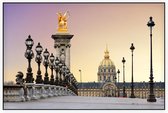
[4,96,164,110]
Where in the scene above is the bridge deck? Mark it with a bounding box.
[4,96,164,110]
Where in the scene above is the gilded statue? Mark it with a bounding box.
[57,11,70,32]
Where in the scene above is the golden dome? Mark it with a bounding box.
[99,46,115,67]
[100,59,114,67]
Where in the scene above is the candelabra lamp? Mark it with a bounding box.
[43,48,50,84]
[58,61,63,86]
[35,42,43,84]
[49,53,55,85]
[67,72,72,89]
[69,74,73,90]
[24,35,34,83]
[54,57,60,85]
[65,68,70,87]
[62,63,67,87]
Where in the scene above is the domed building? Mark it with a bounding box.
[77,47,118,97]
[77,47,164,98]
[97,47,116,83]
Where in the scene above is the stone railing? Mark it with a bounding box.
[4,84,77,102]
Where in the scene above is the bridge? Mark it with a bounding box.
[4,96,164,109]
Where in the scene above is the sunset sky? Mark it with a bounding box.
[4,3,164,83]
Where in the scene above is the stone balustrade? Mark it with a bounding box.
[4,85,25,102]
[4,84,77,102]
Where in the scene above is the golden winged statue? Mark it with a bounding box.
[57,11,70,32]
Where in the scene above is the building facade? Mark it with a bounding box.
[78,82,164,98]
[78,47,165,98]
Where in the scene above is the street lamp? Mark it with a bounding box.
[69,75,72,90]
[54,57,60,85]
[117,69,120,97]
[79,69,82,88]
[62,63,67,87]
[147,16,156,102]
[49,53,55,85]
[130,43,136,98]
[69,74,74,90]
[43,48,50,84]
[25,35,34,83]
[35,42,43,84]
[114,75,117,97]
[122,57,127,97]
[65,68,70,87]
[58,61,63,86]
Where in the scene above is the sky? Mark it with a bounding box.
[3,3,164,83]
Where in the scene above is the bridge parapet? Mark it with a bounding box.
[4,84,77,102]
[4,85,25,102]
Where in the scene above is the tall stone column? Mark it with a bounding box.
[52,33,73,70]
[66,44,71,69]
[54,43,60,58]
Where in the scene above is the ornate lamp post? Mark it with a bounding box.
[122,57,127,97]
[74,80,78,95]
[117,69,120,97]
[147,16,156,102]
[35,42,43,84]
[25,35,34,83]
[49,53,55,85]
[69,73,73,84]
[43,48,50,84]
[65,68,70,88]
[62,63,67,87]
[114,75,117,97]
[79,69,82,88]
[58,61,63,86]
[130,43,136,98]
[54,57,60,85]
[69,74,74,90]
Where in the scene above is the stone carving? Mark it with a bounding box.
[15,71,25,85]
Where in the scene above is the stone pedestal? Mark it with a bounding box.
[51,33,73,70]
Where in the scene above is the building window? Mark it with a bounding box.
[108,76,110,81]
[104,76,106,81]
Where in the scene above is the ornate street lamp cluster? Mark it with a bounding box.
[24,35,78,95]
[115,17,156,102]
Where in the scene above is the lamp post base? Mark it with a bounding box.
[44,76,49,84]
[35,75,43,84]
[50,79,55,85]
[26,73,34,83]
[147,94,157,102]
